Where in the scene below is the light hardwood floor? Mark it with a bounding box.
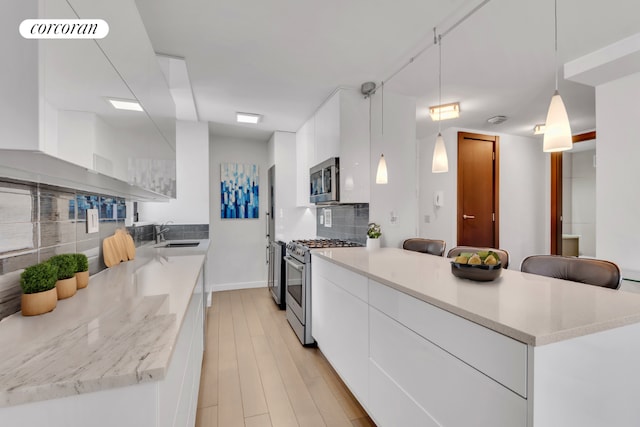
[196,288,376,427]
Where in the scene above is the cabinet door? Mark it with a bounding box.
[314,93,340,163]
[338,90,370,203]
[295,117,314,207]
[311,263,368,406]
[369,306,527,427]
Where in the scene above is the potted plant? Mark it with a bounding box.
[20,262,58,316]
[73,253,90,289]
[367,222,382,250]
[48,254,78,299]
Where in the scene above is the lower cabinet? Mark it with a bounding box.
[368,306,527,427]
[311,254,528,427]
[159,269,205,427]
[312,258,369,406]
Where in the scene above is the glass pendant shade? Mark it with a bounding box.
[432,133,449,173]
[543,91,572,152]
[376,154,388,184]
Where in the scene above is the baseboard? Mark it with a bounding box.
[210,281,266,292]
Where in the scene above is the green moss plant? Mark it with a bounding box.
[20,262,58,294]
[72,253,89,273]
[48,254,77,280]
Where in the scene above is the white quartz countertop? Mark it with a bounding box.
[312,247,640,346]
[0,240,209,408]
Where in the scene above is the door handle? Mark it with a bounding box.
[463,214,476,220]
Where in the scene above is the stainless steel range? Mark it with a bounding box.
[285,239,363,346]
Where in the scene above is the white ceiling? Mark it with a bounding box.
[134,0,640,142]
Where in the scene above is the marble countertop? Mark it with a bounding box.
[0,240,209,408]
[313,247,640,346]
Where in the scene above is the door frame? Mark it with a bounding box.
[457,132,500,248]
[550,131,596,254]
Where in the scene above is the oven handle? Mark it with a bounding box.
[284,256,304,272]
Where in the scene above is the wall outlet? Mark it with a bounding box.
[87,208,99,233]
[390,211,398,225]
[324,208,332,227]
[424,214,431,223]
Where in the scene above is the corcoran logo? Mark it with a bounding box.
[19,19,109,39]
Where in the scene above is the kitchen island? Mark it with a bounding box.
[311,247,640,427]
[0,240,209,427]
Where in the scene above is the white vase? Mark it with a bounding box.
[366,237,380,250]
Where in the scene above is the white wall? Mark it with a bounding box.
[209,135,269,291]
[268,131,316,242]
[139,121,209,224]
[596,72,640,277]
[418,127,548,269]
[369,90,418,248]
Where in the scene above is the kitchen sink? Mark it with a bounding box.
[159,242,200,248]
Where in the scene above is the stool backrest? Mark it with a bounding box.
[402,238,446,257]
[520,255,621,289]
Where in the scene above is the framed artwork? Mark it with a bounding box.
[220,163,259,219]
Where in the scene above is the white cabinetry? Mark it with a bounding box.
[311,257,369,406]
[295,89,369,205]
[310,254,528,427]
[0,0,175,200]
[295,117,315,207]
[314,93,341,162]
[369,281,527,427]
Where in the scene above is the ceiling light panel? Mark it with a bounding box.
[107,98,144,112]
[236,112,262,124]
[429,102,460,121]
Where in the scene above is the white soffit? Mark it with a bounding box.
[156,54,199,121]
[565,32,640,87]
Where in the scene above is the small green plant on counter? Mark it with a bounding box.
[367,223,382,239]
[20,262,58,294]
[72,253,89,273]
[48,254,77,280]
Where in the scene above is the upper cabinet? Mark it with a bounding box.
[295,116,315,207]
[295,89,370,206]
[0,0,176,200]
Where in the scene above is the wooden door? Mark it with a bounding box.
[457,132,499,247]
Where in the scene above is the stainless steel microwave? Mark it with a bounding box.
[310,157,339,204]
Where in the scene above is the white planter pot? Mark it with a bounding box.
[366,237,381,250]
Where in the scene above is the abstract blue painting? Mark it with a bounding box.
[220,163,259,219]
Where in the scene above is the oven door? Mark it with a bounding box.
[284,255,305,322]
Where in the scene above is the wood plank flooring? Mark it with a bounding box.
[196,288,376,427]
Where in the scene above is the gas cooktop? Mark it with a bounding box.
[290,239,363,249]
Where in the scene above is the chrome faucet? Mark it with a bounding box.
[155,221,174,244]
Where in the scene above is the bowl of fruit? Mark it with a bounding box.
[450,251,502,282]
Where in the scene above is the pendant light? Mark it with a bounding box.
[432,32,449,173]
[543,0,572,152]
[376,82,388,184]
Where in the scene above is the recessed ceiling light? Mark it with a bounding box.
[107,98,143,112]
[236,112,262,124]
[429,102,460,121]
[533,124,546,135]
[487,115,507,125]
